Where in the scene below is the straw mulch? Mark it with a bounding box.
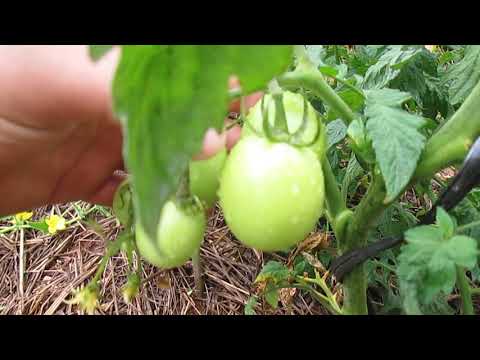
[0,203,327,315]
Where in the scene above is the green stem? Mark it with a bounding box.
[192,248,204,297]
[282,284,342,315]
[0,224,28,234]
[19,227,25,298]
[295,45,365,98]
[65,205,99,226]
[342,269,367,315]
[321,156,348,226]
[277,61,356,125]
[320,155,354,251]
[456,266,474,315]
[297,273,343,314]
[372,259,396,273]
[342,171,387,254]
[470,287,480,295]
[457,220,480,234]
[320,72,365,99]
[91,234,127,284]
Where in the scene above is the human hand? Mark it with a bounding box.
[0,45,261,216]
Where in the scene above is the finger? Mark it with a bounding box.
[194,75,265,161]
[229,92,263,114]
[193,128,226,161]
[93,45,121,86]
[228,76,241,89]
[87,171,128,207]
[228,75,263,113]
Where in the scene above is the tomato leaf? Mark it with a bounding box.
[362,46,424,90]
[88,45,113,62]
[113,45,293,238]
[451,195,480,240]
[390,50,450,119]
[442,45,480,105]
[364,88,426,202]
[244,296,258,315]
[326,89,365,121]
[420,72,451,119]
[255,261,290,284]
[29,220,49,234]
[347,118,375,165]
[348,45,388,76]
[264,285,280,309]
[341,153,364,203]
[326,119,347,149]
[229,46,294,94]
[397,212,478,309]
[436,207,455,239]
[319,65,338,77]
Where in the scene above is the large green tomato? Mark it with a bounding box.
[242,91,327,159]
[189,148,227,209]
[135,200,206,269]
[218,136,325,252]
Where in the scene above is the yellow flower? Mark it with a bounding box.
[12,211,33,224]
[45,214,67,234]
[67,284,99,315]
[122,273,140,304]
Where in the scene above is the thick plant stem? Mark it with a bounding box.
[471,287,480,295]
[342,171,388,315]
[456,266,474,315]
[342,268,367,315]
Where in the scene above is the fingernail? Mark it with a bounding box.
[228,75,240,89]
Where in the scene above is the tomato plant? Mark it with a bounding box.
[80,45,480,316]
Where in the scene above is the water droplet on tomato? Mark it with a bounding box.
[292,184,300,195]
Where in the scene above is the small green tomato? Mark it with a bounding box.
[135,200,206,269]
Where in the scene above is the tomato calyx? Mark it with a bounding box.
[256,91,322,149]
[112,177,134,228]
[175,167,206,215]
[134,196,206,270]
[176,194,205,219]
